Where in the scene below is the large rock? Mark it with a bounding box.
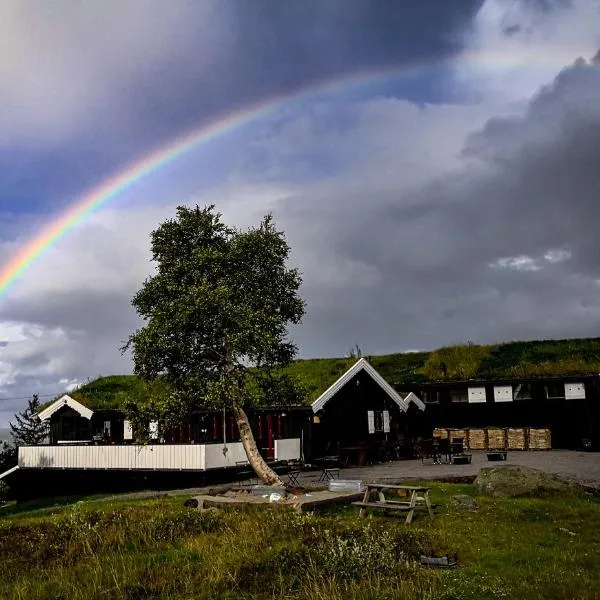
[474,466,580,498]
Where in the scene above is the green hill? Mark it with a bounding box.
[58,336,600,410]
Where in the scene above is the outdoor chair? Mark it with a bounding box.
[417,439,441,464]
[286,469,301,486]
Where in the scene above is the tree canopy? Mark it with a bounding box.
[9,394,49,446]
[122,204,306,429]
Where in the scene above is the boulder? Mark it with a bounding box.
[474,466,579,498]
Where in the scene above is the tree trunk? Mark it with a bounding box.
[232,403,284,487]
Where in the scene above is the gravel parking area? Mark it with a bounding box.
[93,450,600,502]
[319,450,600,491]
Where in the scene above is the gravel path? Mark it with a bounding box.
[95,450,600,502]
[334,450,600,491]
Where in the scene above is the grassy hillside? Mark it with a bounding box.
[58,336,600,410]
[1,484,599,599]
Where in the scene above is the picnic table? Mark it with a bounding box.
[352,483,434,524]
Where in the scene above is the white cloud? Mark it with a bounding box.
[491,255,543,272]
[544,248,571,264]
[490,248,571,272]
[454,0,600,103]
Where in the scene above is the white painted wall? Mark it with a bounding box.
[17,439,301,472]
[204,442,249,469]
[274,438,301,461]
[19,444,206,471]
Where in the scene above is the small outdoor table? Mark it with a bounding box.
[352,483,434,524]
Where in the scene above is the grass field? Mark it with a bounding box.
[1,482,599,600]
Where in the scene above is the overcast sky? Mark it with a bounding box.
[1,0,600,425]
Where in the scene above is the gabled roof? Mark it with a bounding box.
[311,358,424,414]
[38,395,94,421]
[401,391,426,411]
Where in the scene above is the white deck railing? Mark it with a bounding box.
[18,438,301,472]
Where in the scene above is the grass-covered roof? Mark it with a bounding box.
[55,336,600,410]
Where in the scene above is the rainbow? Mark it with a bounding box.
[0,49,580,299]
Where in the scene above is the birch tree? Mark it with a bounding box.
[122,205,305,485]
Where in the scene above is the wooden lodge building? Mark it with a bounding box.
[2,354,599,495]
[394,375,600,450]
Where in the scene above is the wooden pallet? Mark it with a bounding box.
[528,428,551,450]
[507,428,527,450]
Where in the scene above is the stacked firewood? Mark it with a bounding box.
[467,428,486,450]
[507,428,527,450]
[527,428,551,450]
[432,428,449,439]
[487,428,507,450]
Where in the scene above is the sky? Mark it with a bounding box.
[1,0,600,425]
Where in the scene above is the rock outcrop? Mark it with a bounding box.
[474,466,580,498]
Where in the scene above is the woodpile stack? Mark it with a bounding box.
[487,428,507,450]
[527,428,551,450]
[467,429,486,450]
[433,428,448,439]
[448,429,468,444]
[507,428,527,450]
[430,426,552,451]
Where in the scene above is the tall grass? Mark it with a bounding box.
[1,484,600,599]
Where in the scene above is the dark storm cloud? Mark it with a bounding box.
[281,56,600,356]
[0,1,482,218]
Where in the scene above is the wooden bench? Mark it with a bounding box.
[353,483,434,524]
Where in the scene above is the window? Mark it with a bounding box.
[367,410,390,434]
[545,383,564,399]
[103,420,111,437]
[450,388,469,403]
[514,384,532,401]
[422,390,440,404]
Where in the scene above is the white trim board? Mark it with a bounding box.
[311,358,424,414]
[37,395,94,421]
[402,391,426,411]
[0,465,19,480]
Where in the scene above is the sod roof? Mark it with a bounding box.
[44,336,600,411]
